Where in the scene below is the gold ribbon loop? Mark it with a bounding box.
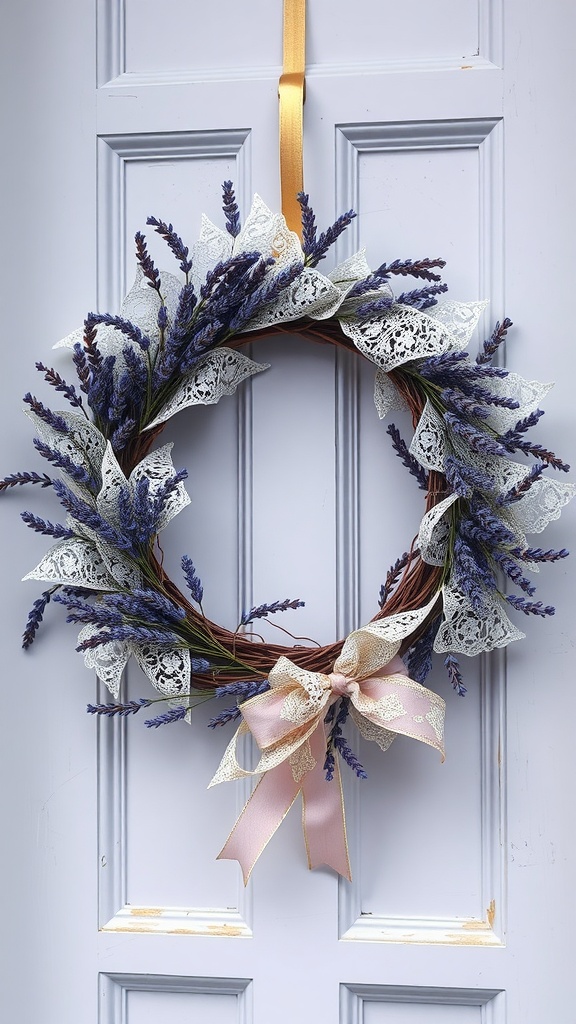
[279,0,306,237]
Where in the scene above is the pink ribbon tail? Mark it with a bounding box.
[301,723,351,880]
[217,724,351,883]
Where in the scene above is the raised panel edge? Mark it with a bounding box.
[100,973,252,1024]
[335,118,506,946]
[96,130,253,934]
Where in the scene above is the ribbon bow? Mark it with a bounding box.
[210,600,445,882]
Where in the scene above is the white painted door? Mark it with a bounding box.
[1,2,574,1022]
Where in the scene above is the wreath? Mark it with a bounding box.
[4,184,573,880]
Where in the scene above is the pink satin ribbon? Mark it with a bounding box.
[212,651,445,883]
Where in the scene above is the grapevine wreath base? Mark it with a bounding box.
[4,186,573,879]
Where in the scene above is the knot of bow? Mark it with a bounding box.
[210,606,445,882]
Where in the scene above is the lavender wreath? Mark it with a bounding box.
[3,183,573,784]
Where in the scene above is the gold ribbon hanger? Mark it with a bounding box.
[279,0,306,238]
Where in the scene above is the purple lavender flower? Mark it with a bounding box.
[76,624,184,651]
[378,551,412,608]
[347,257,446,299]
[85,313,150,351]
[87,698,152,717]
[221,181,241,238]
[22,589,54,649]
[72,343,91,395]
[444,654,467,696]
[303,209,357,267]
[0,471,52,491]
[476,318,513,365]
[35,362,85,409]
[324,698,367,780]
[406,617,441,684]
[20,511,74,539]
[208,680,270,727]
[506,595,555,617]
[511,545,569,563]
[23,394,69,434]
[453,536,496,610]
[493,551,536,596]
[52,479,135,551]
[134,232,162,293]
[386,424,429,490]
[444,455,496,498]
[444,412,509,457]
[33,438,98,491]
[395,282,449,311]
[181,556,203,604]
[498,463,546,505]
[240,597,305,626]
[145,706,188,728]
[296,192,317,256]
[147,216,193,275]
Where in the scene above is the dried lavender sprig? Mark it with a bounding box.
[347,257,446,298]
[86,353,116,427]
[82,318,103,375]
[240,598,305,626]
[87,698,152,717]
[181,555,203,604]
[20,511,74,539]
[72,343,91,395]
[149,469,188,531]
[325,697,367,779]
[22,588,54,649]
[492,551,536,596]
[406,617,441,684]
[206,255,275,324]
[221,181,241,238]
[355,293,395,319]
[444,412,509,457]
[386,424,429,490]
[461,501,519,548]
[444,455,496,498]
[105,588,187,624]
[214,680,270,700]
[210,682,272,728]
[85,313,151,351]
[54,596,123,628]
[419,351,509,381]
[503,409,545,442]
[378,551,412,608]
[395,282,449,310]
[147,216,193,275]
[23,394,69,433]
[145,706,188,728]
[510,545,569,563]
[227,260,304,333]
[501,436,570,472]
[296,192,317,256]
[134,231,162,293]
[453,537,496,610]
[199,251,261,302]
[52,479,135,551]
[440,388,490,421]
[76,624,185,651]
[33,438,98,490]
[111,418,138,454]
[444,654,467,696]
[324,698,350,781]
[333,734,368,779]
[0,471,52,491]
[476,318,513,366]
[304,209,357,267]
[498,463,546,505]
[506,595,555,617]
[35,363,85,409]
[208,705,244,728]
